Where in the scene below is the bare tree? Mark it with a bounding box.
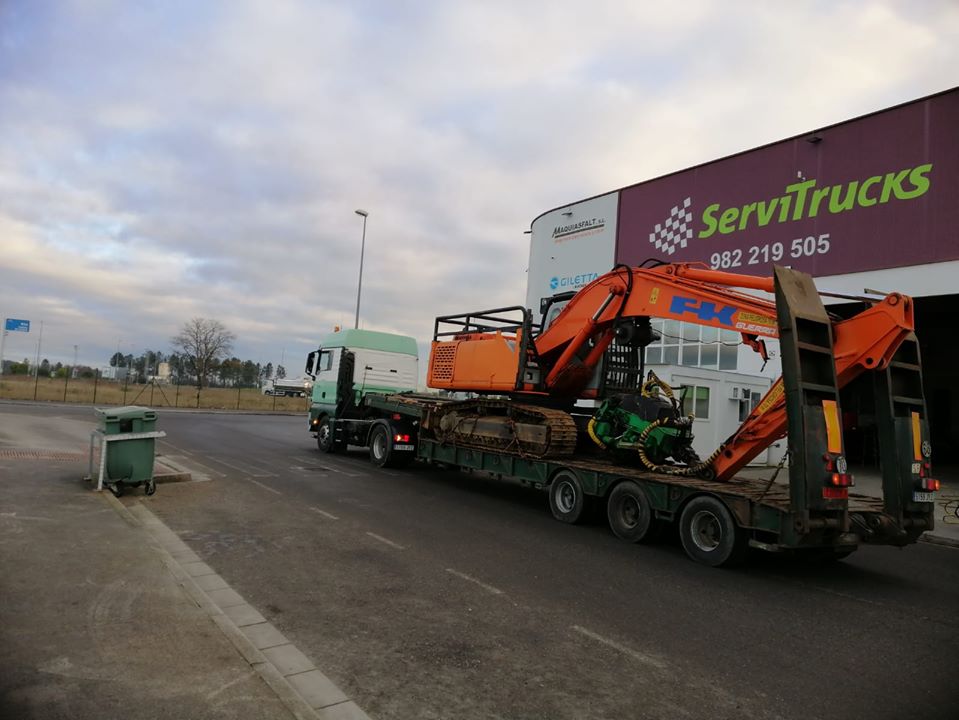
[171,318,236,389]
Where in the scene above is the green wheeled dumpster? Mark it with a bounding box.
[94,406,160,497]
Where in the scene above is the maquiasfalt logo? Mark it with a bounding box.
[552,217,606,242]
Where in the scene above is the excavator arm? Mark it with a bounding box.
[714,291,913,479]
[427,262,914,480]
[533,263,779,396]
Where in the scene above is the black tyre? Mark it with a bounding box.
[144,479,157,496]
[607,481,660,543]
[549,470,586,524]
[316,417,342,453]
[679,495,746,567]
[110,483,124,498]
[369,425,394,467]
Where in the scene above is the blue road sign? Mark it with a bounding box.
[4,318,30,332]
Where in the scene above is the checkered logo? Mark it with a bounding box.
[649,197,693,255]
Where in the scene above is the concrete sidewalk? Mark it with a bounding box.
[0,455,345,720]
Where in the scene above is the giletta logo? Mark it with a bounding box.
[549,272,599,292]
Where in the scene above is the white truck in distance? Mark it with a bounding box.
[262,376,313,397]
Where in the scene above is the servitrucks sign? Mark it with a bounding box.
[616,88,959,277]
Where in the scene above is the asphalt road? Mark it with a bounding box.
[5,403,959,720]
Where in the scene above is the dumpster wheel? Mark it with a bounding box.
[109,482,124,498]
[144,479,157,496]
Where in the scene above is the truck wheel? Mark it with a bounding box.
[607,481,660,543]
[549,470,585,524]
[317,417,341,454]
[679,495,746,567]
[369,425,394,467]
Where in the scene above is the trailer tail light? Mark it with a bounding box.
[394,433,410,443]
[920,477,940,492]
[392,413,402,421]
[829,472,853,487]
[822,453,853,496]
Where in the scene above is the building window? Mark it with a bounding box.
[738,391,762,423]
[645,320,739,371]
[681,385,711,420]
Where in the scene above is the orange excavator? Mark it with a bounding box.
[426,262,915,482]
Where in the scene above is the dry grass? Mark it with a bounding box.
[0,375,309,412]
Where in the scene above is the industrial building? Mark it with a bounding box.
[526,87,958,465]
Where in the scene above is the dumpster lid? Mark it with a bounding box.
[94,405,157,420]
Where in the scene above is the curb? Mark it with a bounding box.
[919,532,959,549]
[99,492,372,720]
[154,454,194,484]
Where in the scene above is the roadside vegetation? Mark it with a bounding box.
[0,375,308,412]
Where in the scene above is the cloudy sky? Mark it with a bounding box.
[1,0,956,375]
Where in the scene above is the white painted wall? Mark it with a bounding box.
[526,192,618,318]
[646,365,784,467]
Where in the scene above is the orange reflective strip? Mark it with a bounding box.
[911,411,922,461]
[822,399,842,454]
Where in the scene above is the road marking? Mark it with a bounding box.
[205,670,255,700]
[166,455,225,477]
[289,464,328,473]
[0,512,56,522]
[445,568,503,595]
[159,439,193,456]
[365,532,405,550]
[247,479,282,496]
[209,456,277,478]
[326,466,366,478]
[309,506,339,520]
[571,625,667,669]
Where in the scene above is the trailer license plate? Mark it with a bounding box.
[394,444,414,451]
[912,491,935,503]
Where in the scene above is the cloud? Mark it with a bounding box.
[0,0,956,373]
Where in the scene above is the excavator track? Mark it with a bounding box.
[422,399,578,458]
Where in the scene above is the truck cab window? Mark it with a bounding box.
[318,350,333,372]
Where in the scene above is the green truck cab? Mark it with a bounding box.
[305,328,420,456]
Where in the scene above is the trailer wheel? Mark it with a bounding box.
[317,417,342,453]
[549,470,586,524]
[607,481,660,543]
[679,495,746,567]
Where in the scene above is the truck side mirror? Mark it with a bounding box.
[305,351,317,379]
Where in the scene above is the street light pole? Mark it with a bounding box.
[354,209,369,329]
